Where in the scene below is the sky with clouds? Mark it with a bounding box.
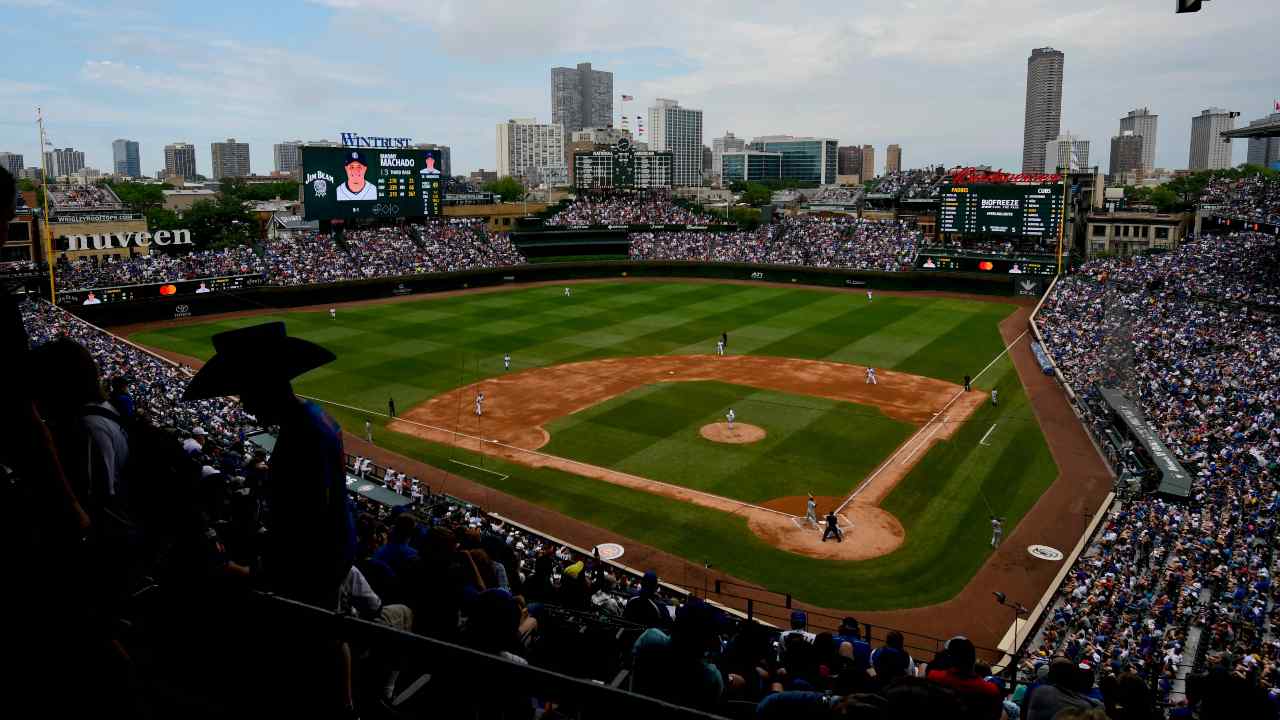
[2,0,1276,178]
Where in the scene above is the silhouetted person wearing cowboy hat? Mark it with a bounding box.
[184,321,355,608]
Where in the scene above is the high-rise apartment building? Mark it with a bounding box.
[496,118,567,187]
[1188,108,1235,171]
[551,62,613,134]
[1109,131,1144,181]
[885,144,902,174]
[274,140,303,176]
[712,132,747,173]
[1246,113,1280,169]
[164,142,198,180]
[748,136,839,185]
[1044,132,1090,173]
[837,145,862,177]
[211,138,251,180]
[1119,108,1158,174]
[111,139,140,178]
[860,145,876,179]
[0,152,23,174]
[43,148,86,178]
[647,99,704,187]
[1022,47,1065,173]
[415,144,452,177]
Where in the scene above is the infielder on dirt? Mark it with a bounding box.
[805,494,819,529]
[475,390,485,416]
[990,516,1004,548]
[726,408,736,431]
[865,367,877,385]
[715,339,725,356]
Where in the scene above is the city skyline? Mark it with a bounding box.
[1,1,1274,178]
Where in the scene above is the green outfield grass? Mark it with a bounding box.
[542,381,915,502]
[131,281,1056,610]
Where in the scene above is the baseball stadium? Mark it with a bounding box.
[6,154,1280,717]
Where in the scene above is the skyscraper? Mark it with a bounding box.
[165,142,198,180]
[1109,131,1144,181]
[1245,113,1280,169]
[551,62,614,134]
[837,145,862,177]
[1022,47,1065,173]
[885,144,902,174]
[647,99,704,187]
[111,139,141,178]
[1119,108,1158,174]
[748,136,839,185]
[1188,108,1235,170]
[274,140,303,175]
[0,152,23,174]
[712,132,746,173]
[495,118,567,187]
[1044,132,1090,173]
[43,148,85,178]
[860,145,876,179]
[211,138,251,180]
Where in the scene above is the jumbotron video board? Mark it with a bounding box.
[938,184,1063,236]
[302,146,444,221]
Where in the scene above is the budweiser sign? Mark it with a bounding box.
[947,168,1061,185]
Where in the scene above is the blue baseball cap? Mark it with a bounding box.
[344,150,368,166]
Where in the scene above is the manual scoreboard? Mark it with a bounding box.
[302,146,444,221]
[938,184,1063,236]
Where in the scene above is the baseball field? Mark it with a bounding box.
[130,281,1058,611]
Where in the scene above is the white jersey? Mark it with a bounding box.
[337,182,378,201]
[726,409,736,424]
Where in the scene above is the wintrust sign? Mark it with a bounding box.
[63,229,193,252]
[340,132,413,149]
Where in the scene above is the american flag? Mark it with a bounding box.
[621,94,634,101]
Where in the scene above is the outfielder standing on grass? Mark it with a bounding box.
[806,494,819,528]
[715,338,724,356]
[990,388,999,407]
[990,516,1004,548]
[503,353,511,371]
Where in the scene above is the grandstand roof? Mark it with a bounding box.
[1221,116,1280,139]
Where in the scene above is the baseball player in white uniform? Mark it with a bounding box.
[564,287,572,297]
[867,289,873,302]
[990,516,1004,548]
[364,420,373,442]
[805,495,819,529]
[865,367,877,385]
[715,339,725,356]
[329,307,336,320]
[991,389,999,407]
[726,408,736,431]
[503,353,511,371]
[475,391,485,416]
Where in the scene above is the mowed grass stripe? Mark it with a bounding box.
[894,308,1012,381]
[823,300,985,369]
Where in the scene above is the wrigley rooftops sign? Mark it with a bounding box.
[63,229,193,252]
[340,132,413,149]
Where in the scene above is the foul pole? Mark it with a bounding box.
[36,107,56,304]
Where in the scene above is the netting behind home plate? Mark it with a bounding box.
[1096,282,1139,400]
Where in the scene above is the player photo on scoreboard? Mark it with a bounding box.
[337,150,378,201]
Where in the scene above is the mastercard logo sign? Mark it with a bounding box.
[159,284,178,295]
[977,261,995,271]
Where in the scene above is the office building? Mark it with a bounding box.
[551,62,613,134]
[0,152,22,174]
[164,142,198,180]
[211,138,251,180]
[747,136,839,185]
[415,143,452,176]
[43,148,86,178]
[861,145,876,179]
[1109,131,1145,181]
[274,140,303,175]
[1044,132,1090,173]
[720,151,783,183]
[496,118,567,187]
[647,99,704,187]
[885,144,902,174]
[1188,108,1235,170]
[1022,47,1065,173]
[469,169,498,186]
[111,139,141,178]
[837,145,862,177]
[1246,113,1280,168]
[1119,108,1158,174]
[712,132,746,173]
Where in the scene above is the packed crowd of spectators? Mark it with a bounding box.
[1031,230,1280,714]
[49,219,526,290]
[1200,173,1280,226]
[48,184,125,210]
[868,168,948,200]
[546,191,715,226]
[629,216,918,271]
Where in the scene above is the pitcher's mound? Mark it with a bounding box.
[700,422,766,444]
